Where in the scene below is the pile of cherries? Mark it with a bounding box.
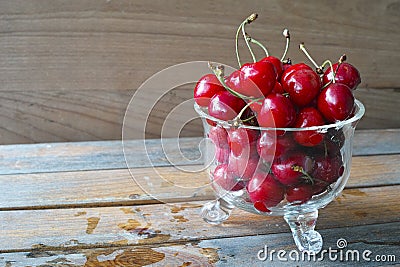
[193,14,361,212]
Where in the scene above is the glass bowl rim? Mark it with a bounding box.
[194,99,365,132]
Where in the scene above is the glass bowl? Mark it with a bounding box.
[194,99,365,253]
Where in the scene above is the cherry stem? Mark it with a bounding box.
[242,115,256,122]
[321,60,335,84]
[234,97,264,122]
[235,23,245,67]
[332,54,347,82]
[292,166,315,185]
[280,29,290,62]
[208,62,253,100]
[321,54,347,87]
[299,43,323,74]
[235,13,258,67]
[242,27,257,63]
[299,43,319,68]
[246,33,269,56]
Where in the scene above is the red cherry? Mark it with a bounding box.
[241,107,259,127]
[280,63,313,85]
[326,128,345,150]
[271,152,315,186]
[317,83,355,122]
[323,62,361,90]
[286,184,314,204]
[271,81,285,94]
[311,154,344,185]
[208,126,229,148]
[261,56,283,80]
[282,67,322,107]
[227,156,262,181]
[213,164,244,191]
[257,93,297,128]
[194,74,225,107]
[226,61,276,98]
[247,172,285,212]
[206,119,217,127]
[208,91,246,121]
[282,60,293,72]
[293,107,325,147]
[228,128,259,157]
[225,70,241,93]
[215,147,229,164]
[257,131,297,163]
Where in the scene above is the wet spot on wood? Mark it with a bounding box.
[86,217,100,234]
[110,239,129,246]
[74,211,87,217]
[179,262,192,267]
[199,247,219,264]
[120,207,135,214]
[354,210,368,217]
[171,203,203,213]
[344,189,367,197]
[84,247,165,267]
[138,233,171,245]
[173,215,189,223]
[118,219,141,231]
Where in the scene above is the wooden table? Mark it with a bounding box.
[1,129,399,266]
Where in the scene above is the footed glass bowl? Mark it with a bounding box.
[194,99,365,253]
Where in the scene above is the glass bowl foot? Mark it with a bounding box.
[284,210,323,254]
[201,198,234,225]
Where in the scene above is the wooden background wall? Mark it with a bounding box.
[0,0,399,144]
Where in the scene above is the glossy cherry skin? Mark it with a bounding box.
[226,61,276,98]
[257,93,297,128]
[282,67,322,107]
[323,62,361,90]
[280,63,313,85]
[257,131,297,163]
[213,164,244,191]
[228,128,259,157]
[208,91,246,121]
[194,74,225,107]
[293,107,325,147]
[247,172,285,212]
[311,154,344,185]
[271,152,315,186]
[261,56,283,80]
[227,155,261,181]
[317,83,355,123]
[215,147,229,164]
[271,81,285,94]
[208,126,229,148]
[286,184,314,204]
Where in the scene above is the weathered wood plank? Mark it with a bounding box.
[0,0,399,143]
[0,186,399,251]
[0,154,399,210]
[0,129,399,175]
[0,0,399,90]
[1,222,399,266]
[0,88,398,144]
